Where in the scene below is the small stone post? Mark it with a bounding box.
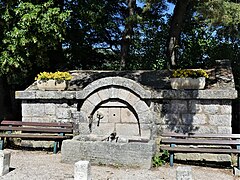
[176,166,192,180]
[74,161,91,180]
[0,150,11,176]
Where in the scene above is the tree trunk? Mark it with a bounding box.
[120,0,136,70]
[0,76,15,119]
[166,0,190,69]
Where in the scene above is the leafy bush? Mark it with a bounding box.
[152,150,169,167]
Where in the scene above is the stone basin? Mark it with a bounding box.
[61,135,156,169]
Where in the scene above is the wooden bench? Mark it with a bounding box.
[160,133,240,169]
[0,120,74,153]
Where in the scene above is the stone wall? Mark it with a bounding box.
[15,60,238,167]
[15,60,238,140]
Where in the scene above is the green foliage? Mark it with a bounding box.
[152,150,169,167]
[0,0,70,76]
[197,0,240,26]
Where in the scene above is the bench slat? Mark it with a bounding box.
[1,120,73,128]
[161,138,240,145]
[0,120,74,154]
[0,126,73,133]
[161,146,240,154]
[0,134,72,139]
[162,133,240,139]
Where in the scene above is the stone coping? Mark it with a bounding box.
[15,89,238,100]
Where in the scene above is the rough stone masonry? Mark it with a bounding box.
[15,59,238,166]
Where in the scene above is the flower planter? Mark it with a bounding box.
[37,80,67,91]
[170,77,206,90]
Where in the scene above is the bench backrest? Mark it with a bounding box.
[0,120,74,134]
[162,133,240,139]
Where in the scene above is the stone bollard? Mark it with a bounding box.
[176,166,192,180]
[74,161,91,180]
[0,150,11,176]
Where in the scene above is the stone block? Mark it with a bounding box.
[31,117,52,123]
[72,112,81,120]
[80,100,95,114]
[45,103,56,115]
[197,90,237,99]
[87,93,102,107]
[90,123,115,136]
[202,104,220,114]
[133,100,150,113]
[217,126,232,134]
[182,114,207,125]
[220,105,232,114]
[78,123,91,135]
[15,91,36,99]
[137,110,153,124]
[188,100,202,113]
[162,114,181,125]
[22,103,33,116]
[176,166,192,180]
[74,161,91,180]
[208,115,231,126]
[22,117,32,122]
[31,104,45,117]
[108,108,121,123]
[197,126,218,134]
[170,101,188,113]
[109,87,119,99]
[140,124,152,139]
[97,89,110,101]
[116,124,140,137]
[0,150,11,176]
[118,89,130,101]
[78,112,88,123]
[126,93,140,106]
[56,108,71,119]
[121,108,137,123]
[61,139,155,169]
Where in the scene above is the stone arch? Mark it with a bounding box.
[76,77,151,99]
[79,87,152,139]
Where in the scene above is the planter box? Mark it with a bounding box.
[171,77,206,90]
[37,80,67,91]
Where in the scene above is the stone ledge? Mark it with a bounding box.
[15,91,77,99]
[151,89,238,99]
[16,89,237,100]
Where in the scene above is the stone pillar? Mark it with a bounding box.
[176,166,192,180]
[0,150,11,176]
[74,161,91,180]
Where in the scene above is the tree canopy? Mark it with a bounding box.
[0,0,239,82]
[0,0,239,120]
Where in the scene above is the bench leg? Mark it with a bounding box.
[170,152,174,167]
[170,143,175,167]
[0,139,4,150]
[237,145,240,169]
[53,141,58,154]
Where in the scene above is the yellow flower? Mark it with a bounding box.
[35,71,73,81]
[172,69,208,78]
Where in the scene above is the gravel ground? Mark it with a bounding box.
[0,149,239,180]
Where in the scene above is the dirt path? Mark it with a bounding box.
[0,149,238,180]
